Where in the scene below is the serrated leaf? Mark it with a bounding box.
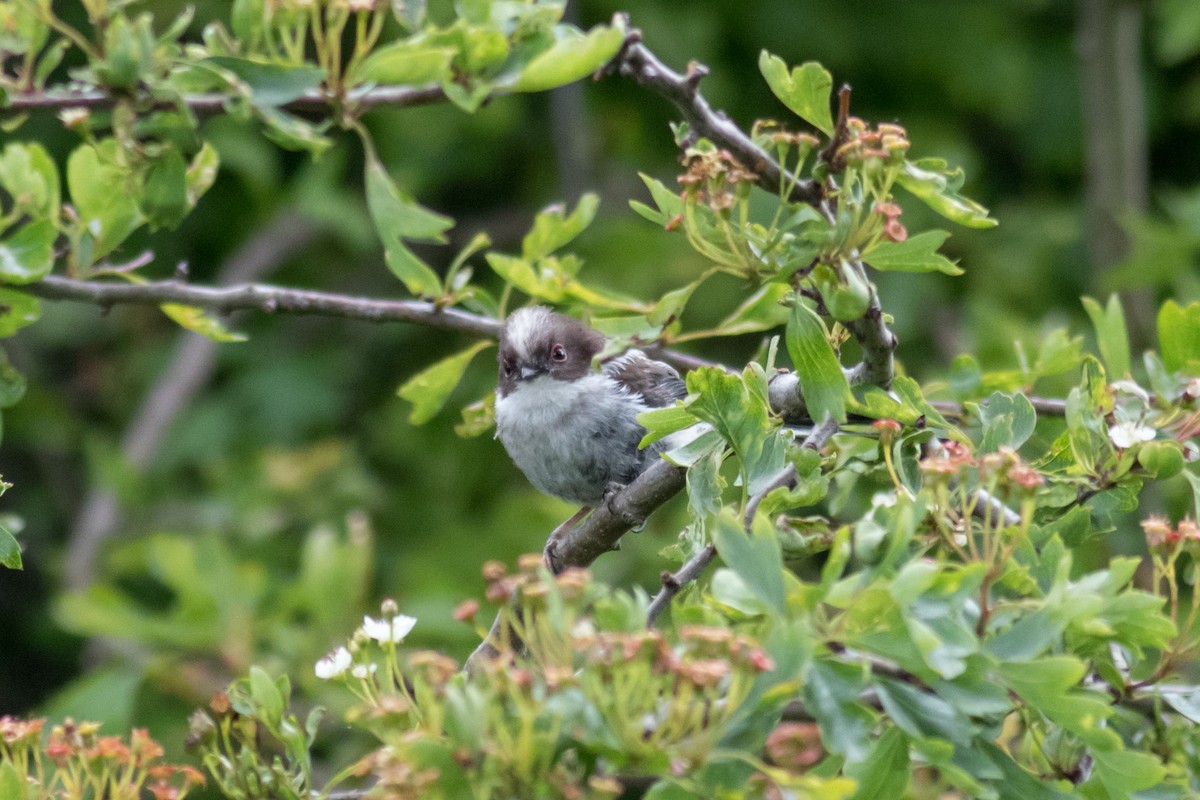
[758,51,834,136]
[399,340,492,425]
[522,194,599,261]
[365,155,452,297]
[0,219,55,283]
[710,508,785,615]
[686,366,770,470]
[712,283,792,336]
[352,38,455,85]
[160,304,249,342]
[0,141,60,219]
[1157,299,1200,373]
[455,392,495,437]
[510,23,625,92]
[1081,295,1131,379]
[0,287,40,337]
[786,301,848,423]
[896,158,997,229]
[978,391,1036,452]
[632,173,684,227]
[864,230,961,275]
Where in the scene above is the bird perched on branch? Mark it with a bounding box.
[494,306,687,566]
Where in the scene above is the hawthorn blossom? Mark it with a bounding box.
[362,613,417,643]
[315,647,351,679]
[1108,420,1155,449]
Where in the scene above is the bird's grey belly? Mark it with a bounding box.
[496,395,648,506]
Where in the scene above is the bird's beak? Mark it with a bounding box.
[519,365,543,381]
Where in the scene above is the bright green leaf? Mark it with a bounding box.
[522,194,599,261]
[0,287,40,337]
[256,107,333,157]
[249,665,284,729]
[712,283,792,336]
[0,219,55,284]
[1081,295,1131,379]
[365,155,452,297]
[710,508,785,616]
[0,141,59,218]
[185,142,220,206]
[803,657,873,762]
[67,141,143,263]
[896,158,997,229]
[1090,748,1167,796]
[1157,299,1200,373]
[140,149,189,230]
[758,51,834,136]
[787,301,848,423]
[353,39,456,85]
[845,727,909,800]
[978,391,1036,452]
[207,56,326,106]
[398,340,492,425]
[160,304,249,342]
[455,392,495,437]
[510,23,625,92]
[0,524,20,569]
[864,230,961,275]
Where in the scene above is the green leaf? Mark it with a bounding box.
[365,155,452,297]
[67,141,144,262]
[248,666,284,729]
[185,142,220,206]
[637,403,698,448]
[510,23,625,92]
[0,219,55,284]
[522,193,599,261]
[1089,749,1167,796]
[686,366,770,471]
[353,38,456,85]
[207,56,326,106]
[0,352,25,408]
[863,230,961,275]
[455,392,495,437]
[1157,299,1200,373]
[140,148,189,230]
[875,676,975,744]
[160,304,248,342]
[786,300,848,423]
[0,287,40,337]
[758,51,834,136]
[0,523,20,569]
[845,727,909,800]
[1081,295,1131,379]
[256,107,333,156]
[398,340,492,425]
[978,391,1036,452]
[712,283,792,336]
[710,508,785,616]
[803,657,874,762]
[631,173,684,227]
[1164,688,1200,724]
[0,141,60,219]
[896,158,997,229]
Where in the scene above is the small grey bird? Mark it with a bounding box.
[494,306,687,563]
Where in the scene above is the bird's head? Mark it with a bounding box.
[497,306,605,397]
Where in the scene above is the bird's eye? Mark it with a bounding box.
[550,344,567,362]
[502,361,514,377]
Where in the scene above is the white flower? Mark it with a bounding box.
[362,613,417,643]
[1108,421,1156,449]
[871,491,897,508]
[315,647,352,679]
[351,663,378,679]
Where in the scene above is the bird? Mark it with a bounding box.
[494,306,688,567]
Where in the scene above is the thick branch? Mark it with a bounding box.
[610,24,823,209]
[24,275,502,338]
[3,84,446,116]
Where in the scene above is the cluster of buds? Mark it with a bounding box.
[677,148,758,214]
[874,200,907,243]
[574,625,775,690]
[481,556,595,606]
[1141,515,1200,552]
[764,721,824,772]
[831,118,911,172]
[267,0,376,10]
[1,717,204,800]
[919,441,1043,491]
[361,746,442,800]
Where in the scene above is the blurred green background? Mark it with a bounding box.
[3,0,1199,758]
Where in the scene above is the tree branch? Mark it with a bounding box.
[23,275,502,338]
[609,22,823,209]
[4,84,447,116]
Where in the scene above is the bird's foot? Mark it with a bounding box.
[543,505,592,572]
[603,482,645,532]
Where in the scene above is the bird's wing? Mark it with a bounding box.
[602,349,687,407]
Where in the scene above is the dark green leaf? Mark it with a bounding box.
[786,300,848,423]
[803,657,874,762]
[875,676,975,744]
[140,149,189,230]
[207,56,326,107]
[398,341,492,425]
[864,230,961,275]
[845,727,909,800]
[758,51,834,135]
[0,352,26,408]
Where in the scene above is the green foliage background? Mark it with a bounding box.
[3,0,1199,758]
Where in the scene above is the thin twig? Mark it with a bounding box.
[645,544,716,627]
